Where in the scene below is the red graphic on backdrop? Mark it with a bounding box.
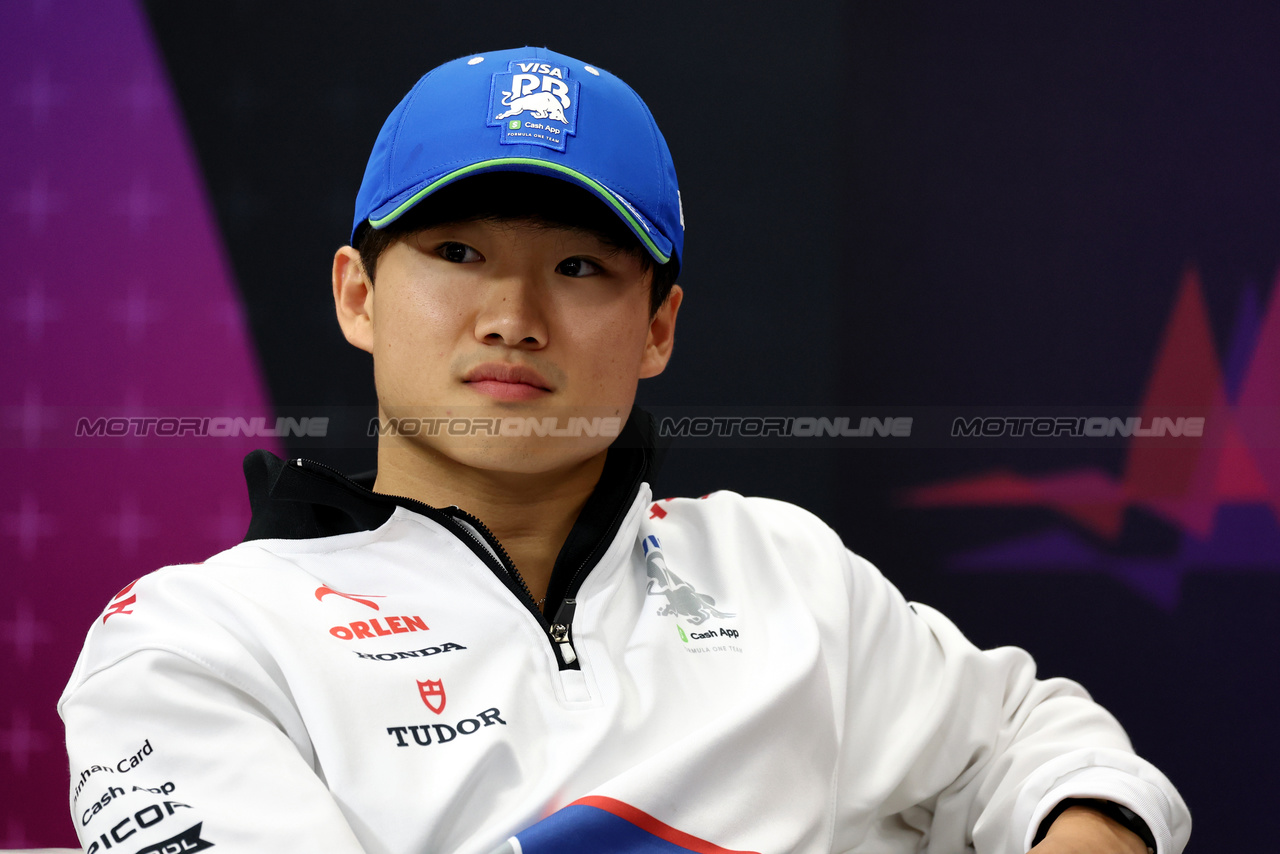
[315,586,384,610]
[900,268,1280,608]
[418,680,446,714]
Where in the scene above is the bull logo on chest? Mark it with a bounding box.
[642,536,735,625]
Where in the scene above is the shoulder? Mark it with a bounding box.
[61,534,338,699]
[64,508,450,690]
[649,488,829,524]
[91,536,316,624]
[62,548,263,685]
[647,489,852,556]
[640,489,883,592]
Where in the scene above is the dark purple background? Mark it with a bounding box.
[6,0,1279,848]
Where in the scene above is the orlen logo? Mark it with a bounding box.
[329,615,429,641]
[487,59,579,152]
[316,585,430,641]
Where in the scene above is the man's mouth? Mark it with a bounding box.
[462,363,553,401]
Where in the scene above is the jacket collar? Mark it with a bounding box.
[241,408,665,600]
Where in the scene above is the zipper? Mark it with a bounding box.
[547,448,649,617]
[290,458,578,668]
[532,445,650,666]
[438,507,579,669]
[548,598,577,665]
[439,509,534,602]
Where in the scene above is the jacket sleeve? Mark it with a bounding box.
[59,572,369,853]
[831,548,1191,854]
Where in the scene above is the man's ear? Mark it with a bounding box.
[639,284,682,379]
[333,246,374,354]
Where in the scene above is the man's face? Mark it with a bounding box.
[334,218,680,476]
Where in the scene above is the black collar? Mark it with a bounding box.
[240,408,665,611]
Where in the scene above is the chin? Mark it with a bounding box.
[435,437,612,477]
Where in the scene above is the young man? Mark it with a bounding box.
[61,47,1189,854]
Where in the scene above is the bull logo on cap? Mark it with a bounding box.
[495,91,567,123]
[488,60,580,151]
[495,86,570,124]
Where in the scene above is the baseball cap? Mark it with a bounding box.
[352,47,684,273]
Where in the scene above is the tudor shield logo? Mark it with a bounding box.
[418,680,446,715]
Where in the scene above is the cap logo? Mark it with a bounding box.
[487,60,579,152]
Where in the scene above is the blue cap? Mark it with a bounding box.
[352,47,683,272]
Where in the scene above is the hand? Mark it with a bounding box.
[1028,805,1152,854]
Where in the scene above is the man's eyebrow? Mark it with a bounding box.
[414,219,638,255]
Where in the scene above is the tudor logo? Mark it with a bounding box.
[418,680,446,715]
[315,585,384,610]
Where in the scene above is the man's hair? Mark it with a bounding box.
[353,173,679,316]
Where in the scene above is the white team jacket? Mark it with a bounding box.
[60,447,1190,854]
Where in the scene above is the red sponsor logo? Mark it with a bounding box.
[329,615,429,640]
[315,586,384,610]
[418,680,446,714]
[648,497,677,520]
[103,580,140,623]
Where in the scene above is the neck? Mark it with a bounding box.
[372,437,608,609]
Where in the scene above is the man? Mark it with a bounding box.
[61,47,1190,854]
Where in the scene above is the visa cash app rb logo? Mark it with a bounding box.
[488,60,579,151]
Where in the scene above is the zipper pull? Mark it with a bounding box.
[549,598,578,666]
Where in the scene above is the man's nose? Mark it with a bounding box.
[473,275,549,349]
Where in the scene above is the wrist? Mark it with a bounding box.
[1034,798,1156,853]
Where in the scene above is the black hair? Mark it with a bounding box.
[353,172,679,316]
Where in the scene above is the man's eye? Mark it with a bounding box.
[437,242,482,263]
[556,257,601,278]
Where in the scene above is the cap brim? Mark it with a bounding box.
[366,158,674,265]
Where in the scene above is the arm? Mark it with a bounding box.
[62,648,369,854]
[831,548,1190,854]
[60,570,370,854]
[1031,803,1152,854]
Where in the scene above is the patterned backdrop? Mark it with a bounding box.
[1,0,276,846]
[5,0,1280,849]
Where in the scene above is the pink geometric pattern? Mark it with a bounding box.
[901,268,1280,608]
[1,0,279,844]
